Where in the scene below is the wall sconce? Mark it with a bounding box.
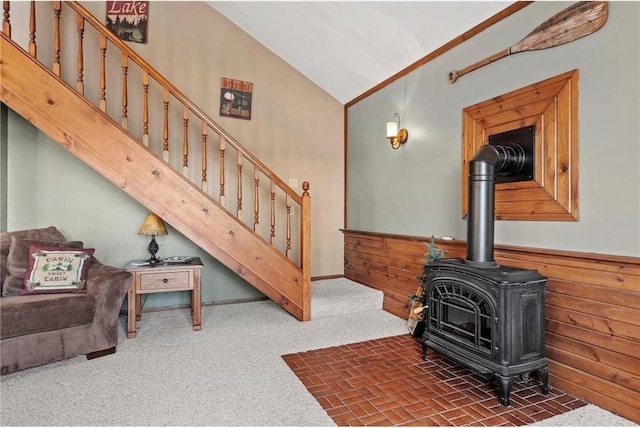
[386,113,408,150]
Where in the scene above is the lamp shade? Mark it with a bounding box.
[386,121,398,138]
[138,214,168,236]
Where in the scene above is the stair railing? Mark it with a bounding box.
[1,1,311,272]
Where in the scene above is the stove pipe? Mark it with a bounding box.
[466,144,526,268]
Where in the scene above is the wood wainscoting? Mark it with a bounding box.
[342,229,640,423]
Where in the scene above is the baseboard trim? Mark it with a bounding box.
[119,296,269,316]
[118,275,346,316]
[312,274,344,281]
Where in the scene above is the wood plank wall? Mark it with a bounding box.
[342,229,640,423]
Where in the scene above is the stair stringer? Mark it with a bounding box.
[0,33,309,321]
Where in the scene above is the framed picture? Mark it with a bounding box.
[220,77,253,120]
[106,1,149,44]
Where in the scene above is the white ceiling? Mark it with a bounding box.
[207,1,513,104]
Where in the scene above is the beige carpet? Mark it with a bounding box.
[0,279,634,426]
[311,277,384,318]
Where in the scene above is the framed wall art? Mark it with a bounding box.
[106,1,149,44]
[220,77,253,120]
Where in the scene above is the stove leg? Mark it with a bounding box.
[421,341,428,360]
[540,366,549,394]
[496,374,514,406]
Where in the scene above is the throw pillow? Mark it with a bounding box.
[2,237,83,297]
[20,245,95,295]
[1,226,66,295]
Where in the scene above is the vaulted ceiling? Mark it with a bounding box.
[207,1,513,104]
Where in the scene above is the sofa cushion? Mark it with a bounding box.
[3,237,83,297]
[1,226,67,296]
[0,293,96,340]
[21,245,95,295]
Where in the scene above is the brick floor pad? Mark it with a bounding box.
[282,335,586,426]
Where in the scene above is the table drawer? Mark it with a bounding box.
[138,270,191,291]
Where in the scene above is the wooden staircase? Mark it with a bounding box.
[0,2,311,320]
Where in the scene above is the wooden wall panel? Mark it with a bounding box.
[461,70,580,221]
[342,229,640,423]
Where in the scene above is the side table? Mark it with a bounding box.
[124,257,203,338]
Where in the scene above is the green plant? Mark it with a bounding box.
[425,235,445,263]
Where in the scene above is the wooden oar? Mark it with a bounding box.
[449,1,608,83]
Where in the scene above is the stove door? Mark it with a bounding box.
[427,274,497,357]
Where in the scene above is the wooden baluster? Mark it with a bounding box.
[76,14,84,94]
[270,180,276,245]
[237,154,243,218]
[286,194,292,258]
[253,167,259,232]
[121,53,128,129]
[162,89,169,162]
[28,1,36,57]
[219,135,225,206]
[201,122,207,191]
[52,1,61,77]
[3,2,11,37]
[182,105,189,175]
[99,34,106,112]
[142,71,149,146]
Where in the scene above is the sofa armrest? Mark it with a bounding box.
[85,259,133,350]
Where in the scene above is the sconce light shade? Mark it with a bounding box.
[386,113,408,150]
[386,122,398,139]
[138,214,168,263]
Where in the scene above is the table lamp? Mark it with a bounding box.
[138,213,168,264]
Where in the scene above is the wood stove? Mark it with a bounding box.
[421,142,549,406]
[422,259,548,406]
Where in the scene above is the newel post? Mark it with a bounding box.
[301,181,311,321]
[3,2,11,37]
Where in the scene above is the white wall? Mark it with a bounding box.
[347,1,640,258]
[2,1,345,308]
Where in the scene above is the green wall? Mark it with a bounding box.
[347,1,640,258]
[0,104,7,231]
[3,108,262,308]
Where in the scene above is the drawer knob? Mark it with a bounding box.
[163,278,168,284]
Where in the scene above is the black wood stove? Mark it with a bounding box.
[421,142,549,406]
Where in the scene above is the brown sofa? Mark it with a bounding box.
[0,226,132,374]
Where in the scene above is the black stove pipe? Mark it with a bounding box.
[466,143,527,268]
[466,145,499,268]
[466,144,527,267]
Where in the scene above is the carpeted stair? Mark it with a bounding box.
[311,277,384,319]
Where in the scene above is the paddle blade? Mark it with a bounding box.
[511,1,608,53]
